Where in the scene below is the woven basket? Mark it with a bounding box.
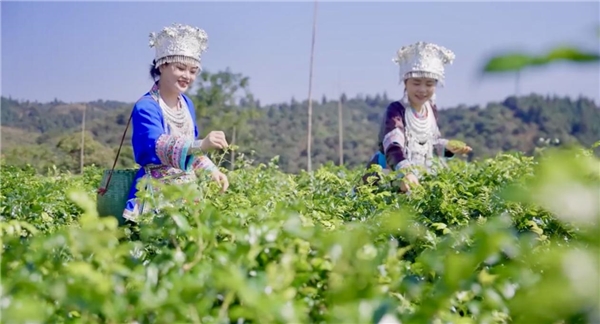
[96,168,138,225]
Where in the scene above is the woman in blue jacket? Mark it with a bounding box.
[122,23,229,222]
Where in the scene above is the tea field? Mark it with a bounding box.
[1,146,599,324]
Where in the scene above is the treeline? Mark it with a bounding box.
[2,70,599,174]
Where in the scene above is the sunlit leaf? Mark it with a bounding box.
[483,46,599,73]
[482,53,534,72]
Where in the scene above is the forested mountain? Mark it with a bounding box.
[2,71,599,174]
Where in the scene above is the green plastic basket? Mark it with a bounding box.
[96,168,138,225]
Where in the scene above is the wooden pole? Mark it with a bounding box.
[306,0,318,172]
[231,125,236,171]
[80,104,86,174]
[338,97,344,166]
[337,77,344,166]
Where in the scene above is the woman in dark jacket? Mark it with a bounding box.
[362,42,472,192]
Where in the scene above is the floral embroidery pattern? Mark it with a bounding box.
[192,155,217,172]
[155,134,194,170]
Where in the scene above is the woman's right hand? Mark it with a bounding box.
[200,131,229,151]
[400,173,419,193]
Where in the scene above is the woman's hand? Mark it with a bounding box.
[446,140,472,155]
[400,173,420,193]
[200,131,229,151]
[211,169,229,193]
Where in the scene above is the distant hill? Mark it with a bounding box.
[1,93,599,174]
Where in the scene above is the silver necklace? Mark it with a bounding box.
[401,97,435,166]
[402,97,433,142]
[158,95,193,136]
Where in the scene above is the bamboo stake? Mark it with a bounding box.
[306,0,318,172]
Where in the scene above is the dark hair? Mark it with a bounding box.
[149,59,164,80]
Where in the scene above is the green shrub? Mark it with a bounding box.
[1,145,598,324]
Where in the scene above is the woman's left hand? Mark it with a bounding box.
[450,145,472,155]
[211,170,229,193]
[446,140,473,155]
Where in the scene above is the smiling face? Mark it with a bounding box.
[158,62,199,94]
[404,77,437,108]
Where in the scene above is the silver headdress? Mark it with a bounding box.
[392,41,455,86]
[149,23,209,69]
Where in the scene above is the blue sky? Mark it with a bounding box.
[2,1,599,109]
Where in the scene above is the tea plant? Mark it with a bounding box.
[1,145,598,324]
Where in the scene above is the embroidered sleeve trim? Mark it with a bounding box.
[382,128,405,152]
[435,138,448,147]
[395,160,411,171]
[394,160,413,179]
[192,155,218,173]
[433,138,455,159]
[431,120,454,159]
[155,134,194,170]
